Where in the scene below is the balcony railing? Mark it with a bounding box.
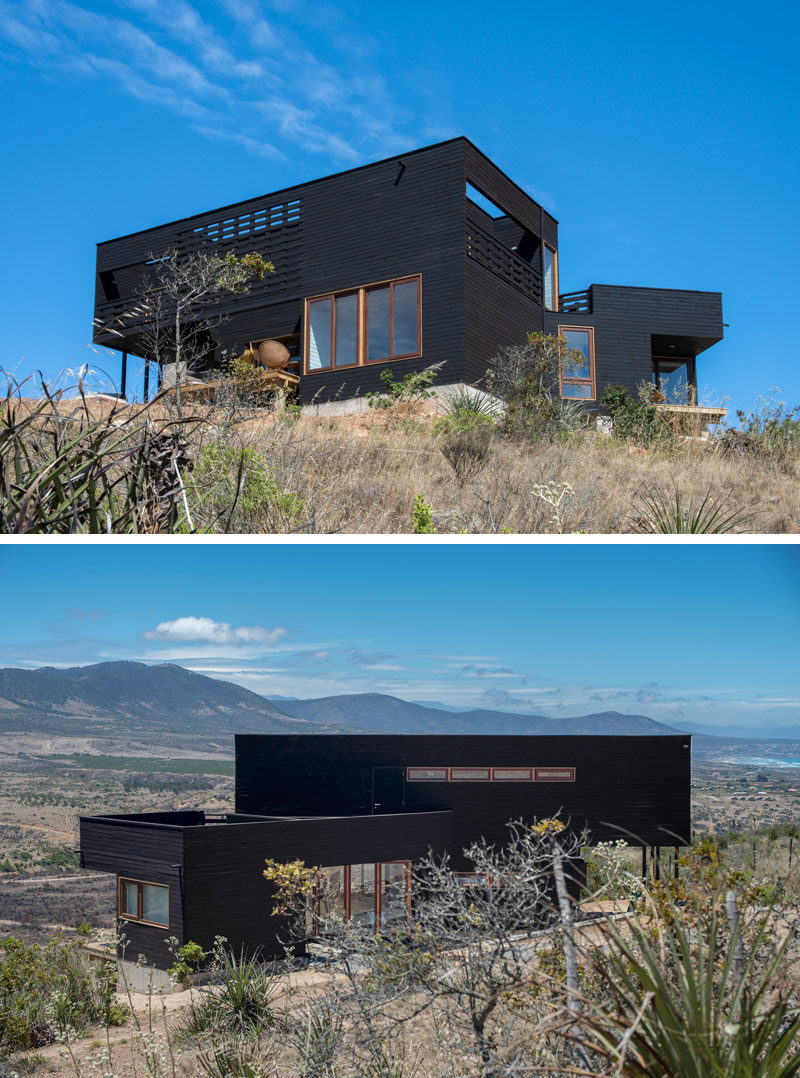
[558,288,591,314]
[465,218,542,304]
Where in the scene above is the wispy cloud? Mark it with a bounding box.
[0,0,423,163]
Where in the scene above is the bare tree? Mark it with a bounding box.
[267,820,590,1077]
[139,248,273,415]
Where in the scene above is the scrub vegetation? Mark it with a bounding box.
[3,359,798,534]
[3,823,800,1077]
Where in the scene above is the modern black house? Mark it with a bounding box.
[80,734,691,972]
[93,137,725,420]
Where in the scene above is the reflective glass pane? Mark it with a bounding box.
[308,299,332,369]
[317,866,347,934]
[562,330,591,379]
[561,382,593,399]
[392,280,419,356]
[544,247,555,310]
[380,862,410,931]
[142,883,169,925]
[349,863,376,930]
[121,881,138,917]
[334,294,358,367]
[367,288,390,361]
[657,359,690,404]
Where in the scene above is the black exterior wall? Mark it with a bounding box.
[544,285,724,404]
[80,810,454,965]
[235,735,692,854]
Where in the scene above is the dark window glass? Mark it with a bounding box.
[334,293,358,367]
[654,358,690,404]
[393,280,418,355]
[367,287,390,361]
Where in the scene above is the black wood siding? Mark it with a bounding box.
[545,284,724,403]
[181,811,453,958]
[80,817,185,968]
[234,734,692,853]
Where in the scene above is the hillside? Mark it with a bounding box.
[0,661,328,737]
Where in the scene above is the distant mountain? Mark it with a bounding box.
[0,662,333,737]
[272,692,682,736]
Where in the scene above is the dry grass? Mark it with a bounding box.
[7,393,799,533]
[216,409,800,534]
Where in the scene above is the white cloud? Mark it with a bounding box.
[144,616,287,647]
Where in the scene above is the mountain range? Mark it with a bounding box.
[0,661,687,740]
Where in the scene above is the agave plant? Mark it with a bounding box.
[630,485,753,534]
[582,895,800,1077]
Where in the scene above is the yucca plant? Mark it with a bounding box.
[630,484,753,534]
[582,896,800,1076]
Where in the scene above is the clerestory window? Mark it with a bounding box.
[305,276,422,374]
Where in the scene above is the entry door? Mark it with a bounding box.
[372,767,405,814]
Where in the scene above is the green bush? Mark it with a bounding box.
[485,332,587,442]
[175,949,279,1040]
[601,382,673,447]
[366,366,441,409]
[411,494,436,533]
[0,934,125,1052]
[190,441,307,531]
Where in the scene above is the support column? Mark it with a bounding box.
[143,360,150,403]
[120,351,128,400]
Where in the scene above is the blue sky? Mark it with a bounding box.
[1,0,798,418]
[0,543,797,735]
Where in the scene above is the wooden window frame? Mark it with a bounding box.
[558,325,595,401]
[492,767,534,782]
[117,877,169,928]
[406,766,448,782]
[544,245,559,312]
[533,767,576,782]
[303,274,422,375]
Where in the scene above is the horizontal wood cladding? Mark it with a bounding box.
[541,211,558,250]
[462,142,545,237]
[464,258,543,386]
[181,812,453,958]
[544,284,724,401]
[234,735,692,852]
[95,139,468,400]
[80,818,185,968]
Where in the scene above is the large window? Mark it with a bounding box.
[652,357,695,405]
[308,862,411,936]
[304,276,421,373]
[543,245,558,311]
[558,326,595,400]
[118,879,169,927]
